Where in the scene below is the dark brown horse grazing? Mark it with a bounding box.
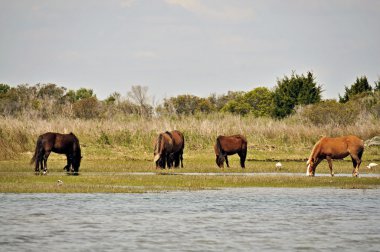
[214,135,247,168]
[31,132,82,175]
[306,135,364,177]
[154,130,185,169]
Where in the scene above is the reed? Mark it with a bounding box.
[0,113,379,161]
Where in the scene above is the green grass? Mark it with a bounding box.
[1,153,379,193]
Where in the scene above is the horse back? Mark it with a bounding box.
[40,132,79,154]
[217,134,247,154]
[319,135,363,159]
[171,130,184,153]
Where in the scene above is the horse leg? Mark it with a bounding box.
[64,154,71,172]
[238,151,247,169]
[35,158,41,175]
[225,155,230,168]
[326,156,334,177]
[180,152,183,168]
[43,151,51,175]
[167,153,172,169]
[351,155,361,177]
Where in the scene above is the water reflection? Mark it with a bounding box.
[1,188,379,251]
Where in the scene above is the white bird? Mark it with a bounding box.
[275,162,282,169]
[366,163,378,169]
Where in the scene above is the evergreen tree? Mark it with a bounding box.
[272,71,322,118]
[339,76,372,103]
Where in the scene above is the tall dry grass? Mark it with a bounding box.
[0,113,379,160]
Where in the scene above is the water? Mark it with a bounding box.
[1,188,380,251]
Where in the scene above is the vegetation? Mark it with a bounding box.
[1,158,379,193]
[339,76,373,103]
[1,72,380,192]
[272,71,322,118]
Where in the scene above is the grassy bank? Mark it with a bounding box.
[1,157,379,192]
[1,172,379,193]
[1,115,379,192]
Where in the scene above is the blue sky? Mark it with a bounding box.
[1,0,379,101]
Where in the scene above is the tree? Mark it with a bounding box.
[37,83,66,100]
[105,92,121,105]
[272,71,322,118]
[75,88,95,100]
[72,97,101,119]
[127,85,152,117]
[0,84,10,95]
[221,87,274,116]
[339,76,372,103]
[374,77,380,92]
[163,95,201,115]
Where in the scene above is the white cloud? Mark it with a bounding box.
[120,0,136,8]
[165,0,254,22]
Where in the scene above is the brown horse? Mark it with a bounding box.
[31,132,82,175]
[154,130,185,169]
[306,135,364,177]
[214,135,247,168]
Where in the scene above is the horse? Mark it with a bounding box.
[153,130,185,169]
[306,135,364,177]
[214,135,247,168]
[30,132,82,175]
[168,130,185,168]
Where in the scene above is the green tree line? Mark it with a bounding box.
[1,72,379,124]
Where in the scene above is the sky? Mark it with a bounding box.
[0,0,379,102]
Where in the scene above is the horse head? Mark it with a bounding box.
[306,158,315,176]
[71,155,82,173]
[216,155,225,168]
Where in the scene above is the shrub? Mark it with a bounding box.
[72,97,101,119]
[301,100,359,126]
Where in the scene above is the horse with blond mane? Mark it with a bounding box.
[306,135,364,177]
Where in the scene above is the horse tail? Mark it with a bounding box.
[30,136,42,165]
[215,136,225,156]
[154,133,163,162]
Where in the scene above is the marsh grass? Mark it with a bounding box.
[1,114,379,160]
[1,114,379,192]
[0,172,379,193]
[1,154,379,193]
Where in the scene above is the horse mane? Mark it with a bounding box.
[165,131,173,140]
[307,138,323,164]
[154,133,163,154]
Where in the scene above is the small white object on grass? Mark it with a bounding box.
[57,180,63,185]
[275,162,282,169]
[366,163,378,169]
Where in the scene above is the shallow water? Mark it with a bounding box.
[1,188,380,251]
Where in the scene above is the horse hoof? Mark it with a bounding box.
[43,171,47,175]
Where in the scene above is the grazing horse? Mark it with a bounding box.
[306,135,364,177]
[154,130,185,169]
[214,135,247,168]
[30,132,82,175]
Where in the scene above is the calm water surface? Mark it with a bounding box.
[1,188,379,251]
